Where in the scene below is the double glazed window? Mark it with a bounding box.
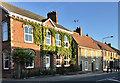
[24,25,33,43]
[64,36,69,48]
[56,54,61,67]
[46,31,51,45]
[26,52,34,68]
[56,34,61,46]
[2,22,8,41]
[3,52,9,70]
[64,55,69,67]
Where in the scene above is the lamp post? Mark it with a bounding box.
[101,36,113,71]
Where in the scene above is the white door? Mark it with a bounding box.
[46,55,50,69]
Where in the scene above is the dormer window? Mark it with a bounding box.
[56,34,61,46]
[24,25,33,43]
[64,36,69,48]
[46,31,51,45]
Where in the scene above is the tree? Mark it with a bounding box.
[13,47,36,78]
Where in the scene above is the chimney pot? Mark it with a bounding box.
[75,27,82,36]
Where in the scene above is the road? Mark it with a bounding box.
[2,72,120,83]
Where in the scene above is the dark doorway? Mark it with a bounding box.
[110,61,113,69]
[80,61,82,71]
[92,62,94,71]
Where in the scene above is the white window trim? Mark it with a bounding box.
[96,60,98,70]
[3,53,9,70]
[85,61,88,71]
[96,51,98,58]
[64,55,70,67]
[2,22,8,41]
[56,34,61,47]
[46,54,50,69]
[56,54,62,67]
[85,50,87,58]
[91,51,93,58]
[64,36,69,48]
[46,31,51,45]
[24,25,33,43]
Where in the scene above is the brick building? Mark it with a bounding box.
[1,2,73,77]
[95,41,118,71]
[72,27,102,72]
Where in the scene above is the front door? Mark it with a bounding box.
[92,62,94,71]
[80,61,82,71]
[46,55,50,69]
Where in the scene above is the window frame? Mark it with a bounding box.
[46,31,51,45]
[56,34,61,47]
[25,51,34,69]
[3,52,9,70]
[85,50,87,58]
[64,55,69,67]
[2,22,8,41]
[24,25,33,43]
[85,61,88,71]
[56,54,62,67]
[64,36,69,48]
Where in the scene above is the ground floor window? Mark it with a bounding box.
[85,61,88,71]
[25,51,35,68]
[46,54,50,69]
[64,55,69,67]
[3,51,9,70]
[56,54,62,67]
[96,60,98,70]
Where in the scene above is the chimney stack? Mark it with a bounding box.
[75,27,82,36]
[86,34,89,36]
[107,43,112,47]
[47,11,58,24]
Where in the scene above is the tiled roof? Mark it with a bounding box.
[95,40,116,52]
[108,46,120,55]
[72,32,100,50]
[1,2,71,32]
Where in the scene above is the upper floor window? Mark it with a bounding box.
[24,25,33,43]
[91,51,93,58]
[2,22,8,41]
[46,31,51,45]
[85,50,87,58]
[3,51,9,70]
[64,36,69,48]
[56,34,61,46]
[96,51,98,58]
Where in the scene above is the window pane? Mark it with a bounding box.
[5,60,9,68]
[3,22,7,32]
[46,58,49,64]
[29,35,32,42]
[66,42,68,47]
[47,39,50,44]
[25,34,29,41]
[3,32,8,41]
[56,41,59,46]
[25,26,28,33]
[56,34,58,40]
[29,27,32,34]
[47,32,50,38]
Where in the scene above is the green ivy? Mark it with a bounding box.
[12,17,73,59]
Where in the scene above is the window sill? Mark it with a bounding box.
[64,65,70,67]
[85,69,88,71]
[25,66,34,69]
[56,65,62,67]
[25,41,33,44]
[4,68,9,70]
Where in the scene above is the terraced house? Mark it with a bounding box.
[95,41,119,71]
[0,2,74,77]
[72,27,102,72]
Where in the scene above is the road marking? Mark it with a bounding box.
[96,78,120,83]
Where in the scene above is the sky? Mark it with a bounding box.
[9,2,118,49]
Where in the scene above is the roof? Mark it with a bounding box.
[1,2,71,32]
[72,32,100,50]
[95,40,116,53]
[108,46,120,55]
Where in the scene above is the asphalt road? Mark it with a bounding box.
[2,72,120,83]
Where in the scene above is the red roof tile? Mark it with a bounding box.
[72,32,100,50]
